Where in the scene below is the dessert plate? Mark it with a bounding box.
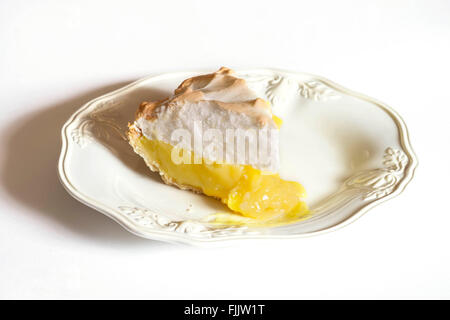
[58,69,417,245]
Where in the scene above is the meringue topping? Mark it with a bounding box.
[133,67,280,171]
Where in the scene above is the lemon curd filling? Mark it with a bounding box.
[271,114,283,128]
[136,136,308,221]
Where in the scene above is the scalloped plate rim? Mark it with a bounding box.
[57,68,418,245]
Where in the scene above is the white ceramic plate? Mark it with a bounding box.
[58,69,417,245]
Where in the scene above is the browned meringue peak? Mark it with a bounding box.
[136,67,273,126]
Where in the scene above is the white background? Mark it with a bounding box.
[0,0,449,299]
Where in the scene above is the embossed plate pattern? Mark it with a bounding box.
[58,69,417,245]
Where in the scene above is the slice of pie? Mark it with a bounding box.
[127,67,308,221]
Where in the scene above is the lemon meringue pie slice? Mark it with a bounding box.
[127,67,308,221]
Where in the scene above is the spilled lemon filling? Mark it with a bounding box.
[136,136,308,222]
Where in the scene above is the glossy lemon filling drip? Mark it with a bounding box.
[272,114,283,128]
[136,136,308,221]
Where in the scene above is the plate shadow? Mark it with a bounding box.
[0,82,176,248]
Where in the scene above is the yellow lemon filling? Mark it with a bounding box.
[136,136,308,221]
[272,114,283,128]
